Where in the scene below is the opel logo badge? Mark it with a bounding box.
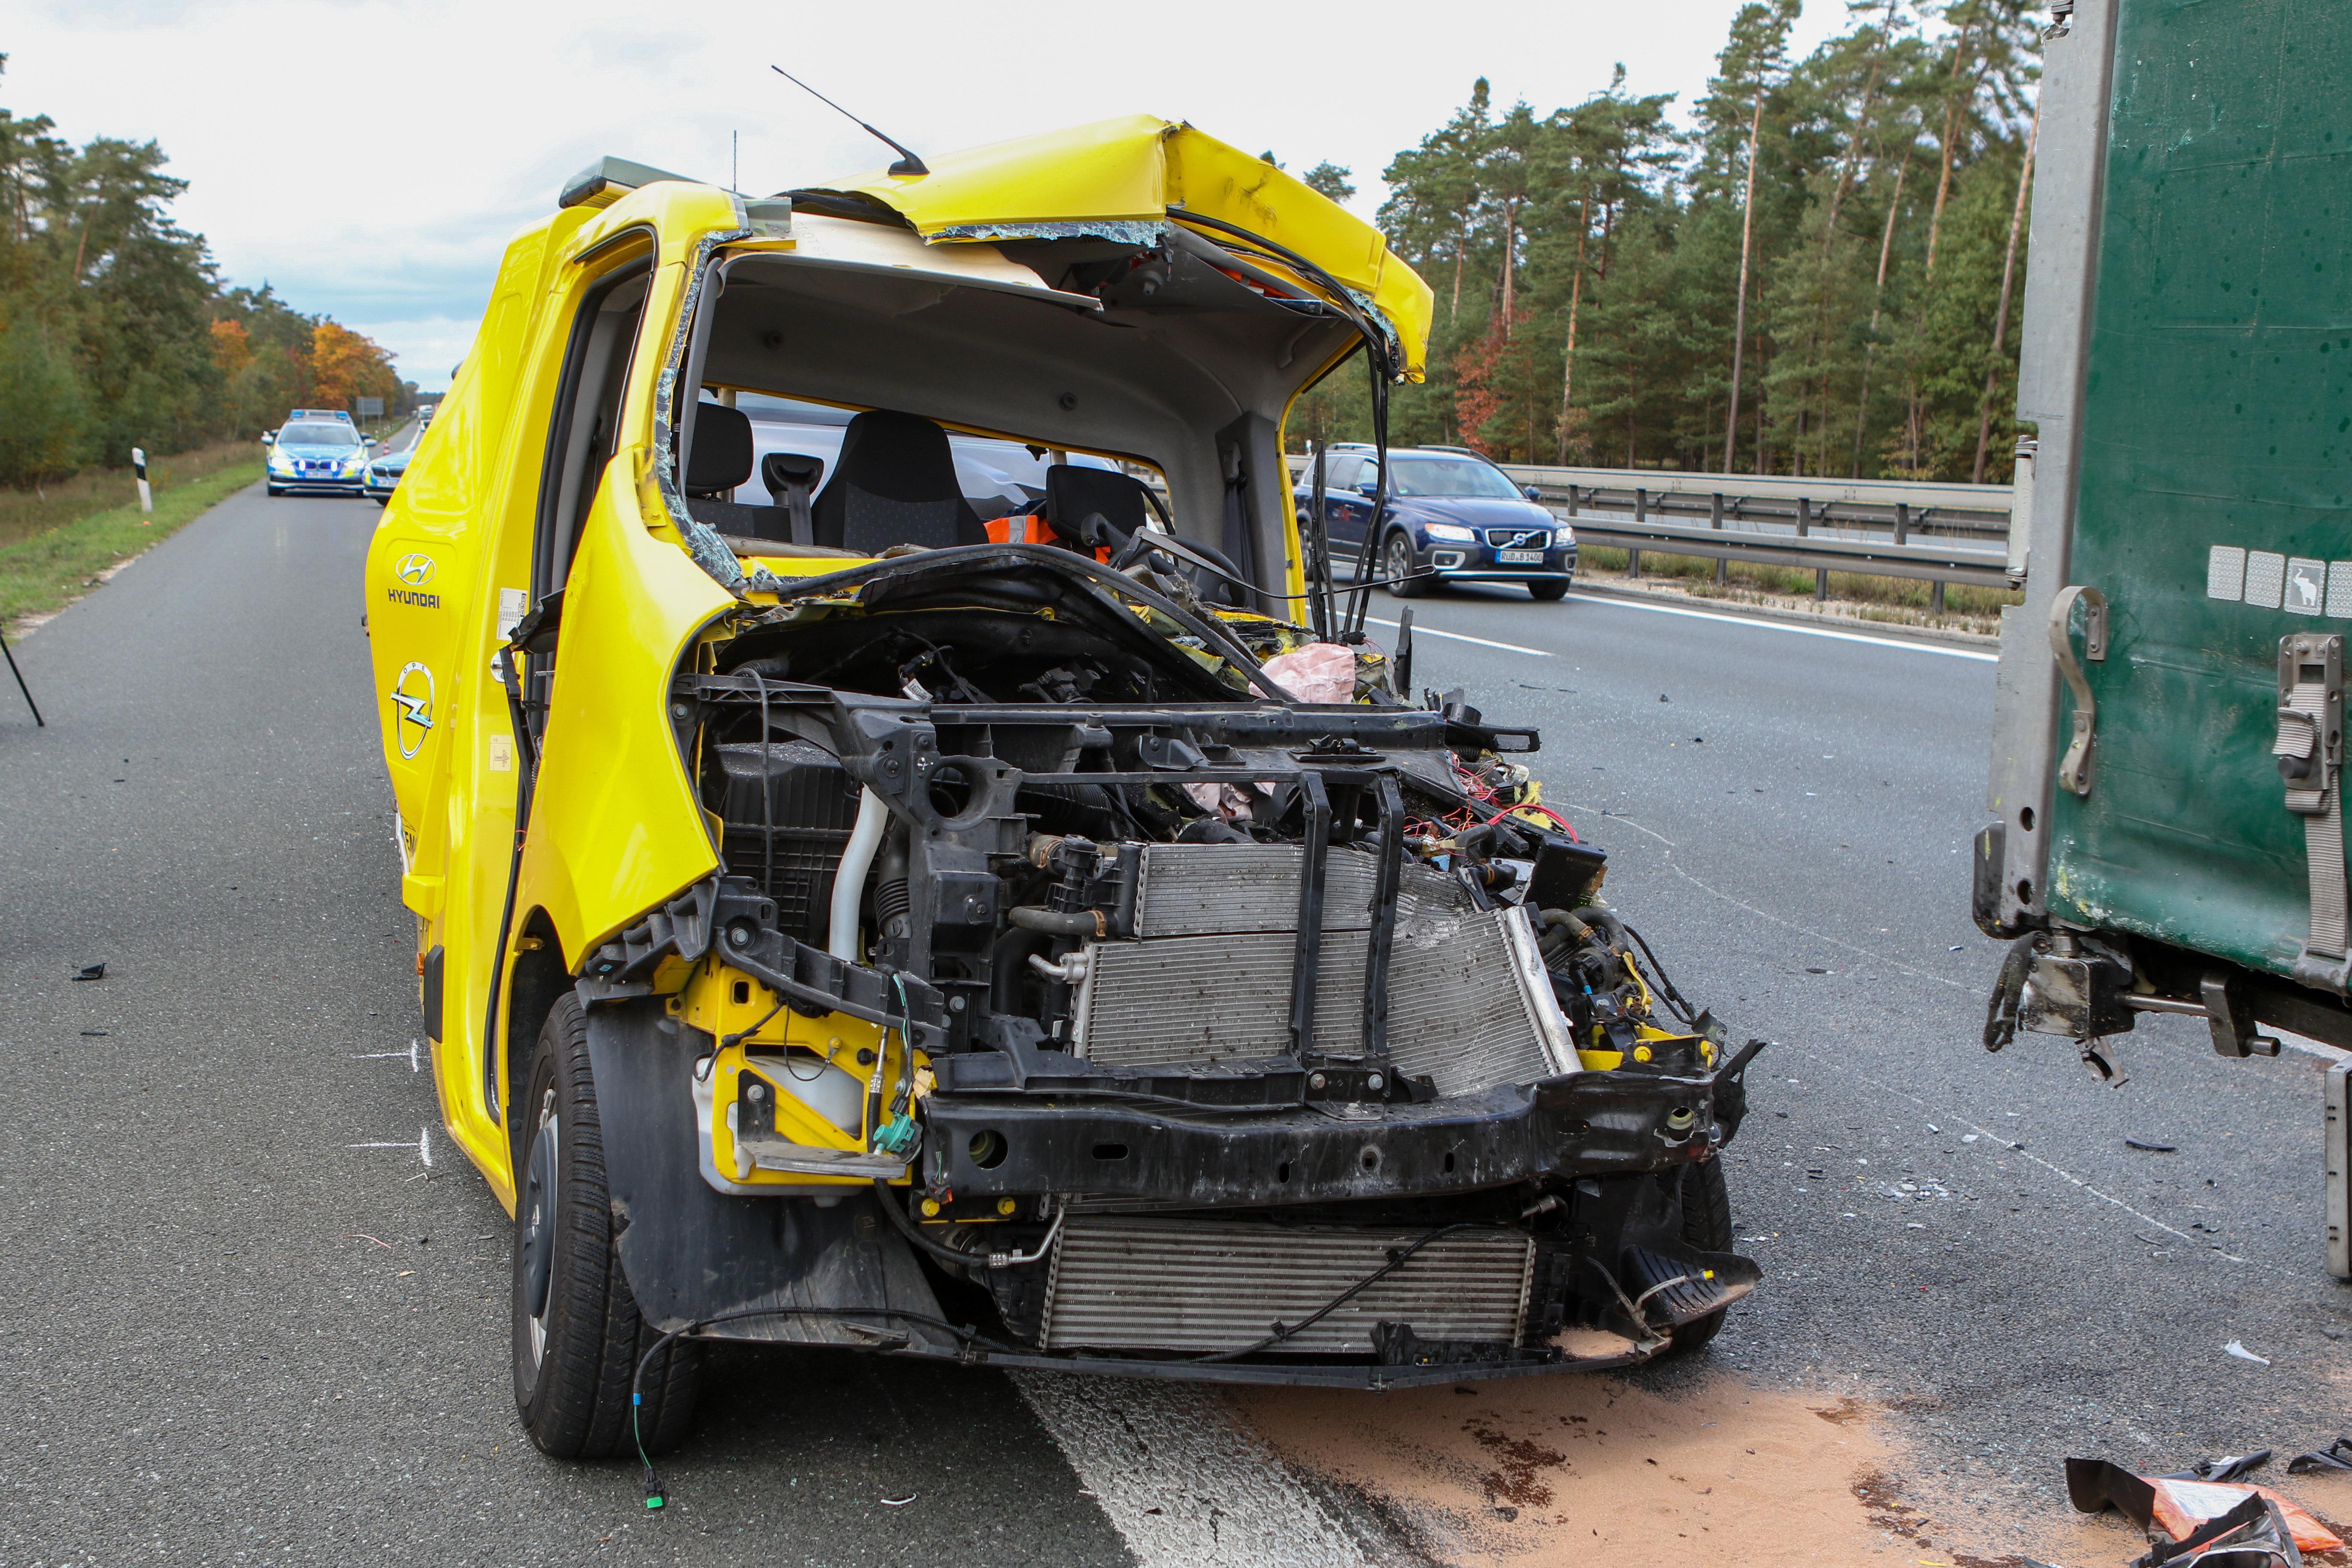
[391,662,435,760]
[394,553,436,587]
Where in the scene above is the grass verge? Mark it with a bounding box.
[1573,545,2017,635]
[1,460,262,632]
[0,440,262,551]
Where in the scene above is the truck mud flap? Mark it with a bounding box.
[580,999,949,1346]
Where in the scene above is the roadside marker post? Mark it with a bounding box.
[132,447,151,518]
[1,626,41,727]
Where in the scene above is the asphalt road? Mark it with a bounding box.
[0,489,1130,1568]
[3,499,2346,1566]
[1390,581,2352,1501]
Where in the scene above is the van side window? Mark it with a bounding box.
[534,259,652,603]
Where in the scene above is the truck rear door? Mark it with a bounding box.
[2041,0,2352,993]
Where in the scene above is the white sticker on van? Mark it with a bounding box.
[493,585,528,675]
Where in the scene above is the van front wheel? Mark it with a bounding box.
[1666,1156,1734,1352]
[511,995,700,1458]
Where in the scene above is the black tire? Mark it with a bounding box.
[1669,1156,1734,1351]
[1382,531,1427,599]
[511,995,700,1459]
[266,484,285,497]
[1528,577,1570,602]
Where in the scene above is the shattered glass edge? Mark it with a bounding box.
[649,225,790,598]
[925,219,1167,245]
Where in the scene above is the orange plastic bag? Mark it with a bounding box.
[2067,1458,2344,1554]
[2147,1477,2342,1553]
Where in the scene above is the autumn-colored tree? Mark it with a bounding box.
[208,317,251,373]
[1451,325,1508,453]
[309,321,399,415]
[0,55,415,484]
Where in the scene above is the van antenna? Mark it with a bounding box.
[770,67,928,177]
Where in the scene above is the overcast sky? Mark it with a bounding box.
[7,0,1842,391]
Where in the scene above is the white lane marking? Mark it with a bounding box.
[348,1126,434,1167]
[1549,800,1967,991]
[351,1039,422,1071]
[1011,1374,1385,1568]
[1565,592,1998,661]
[1363,616,1550,657]
[1814,1055,2279,1274]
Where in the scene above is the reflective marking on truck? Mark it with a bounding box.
[2209,545,2247,600]
[2208,545,2352,618]
[2288,557,2327,614]
[2246,550,2287,609]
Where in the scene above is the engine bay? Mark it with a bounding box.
[570,542,1764,1378]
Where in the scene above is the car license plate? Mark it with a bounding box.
[1498,548,1544,564]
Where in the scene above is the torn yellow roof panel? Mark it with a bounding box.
[808,116,1434,382]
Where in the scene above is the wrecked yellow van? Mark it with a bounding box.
[364,116,1760,1463]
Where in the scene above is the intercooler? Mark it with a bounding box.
[1036,1216,1537,1353]
[1070,844,1577,1094]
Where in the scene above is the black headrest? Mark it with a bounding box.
[685,403,753,496]
[762,450,824,495]
[1044,465,1152,538]
[812,410,986,552]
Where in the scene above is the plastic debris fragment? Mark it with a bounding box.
[2287,1438,2352,1476]
[2064,1456,2341,1555]
[2141,1492,2305,1568]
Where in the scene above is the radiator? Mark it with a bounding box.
[1037,1216,1537,1353]
[1133,844,1466,938]
[1073,844,1576,1093]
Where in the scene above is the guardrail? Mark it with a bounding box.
[1285,453,2016,607]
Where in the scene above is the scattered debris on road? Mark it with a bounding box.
[2287,1439,2352,1476]
[70,962,104,981]
[2125,1137,2179,1153]
[2143,1493,2306,1567]
[2064,1454,2343,1556]
[2223,1340,2272,1366]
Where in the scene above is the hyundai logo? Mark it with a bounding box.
[394,553,436,587]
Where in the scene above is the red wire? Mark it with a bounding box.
[1482,802,1578,840]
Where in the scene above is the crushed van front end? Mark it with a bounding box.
[570,545,1761,1385]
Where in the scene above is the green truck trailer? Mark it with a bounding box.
[1978,0,2350,1276]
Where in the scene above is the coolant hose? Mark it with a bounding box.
[828,787,891,961]
[1007,905,1107,938]
[1537,908,1591,961]
[1538,908,1592,940]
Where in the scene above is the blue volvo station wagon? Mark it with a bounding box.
[1296,445,1576,602]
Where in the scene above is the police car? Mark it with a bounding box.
[264,409,374,498]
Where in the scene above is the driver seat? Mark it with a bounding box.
[810,410,987,553]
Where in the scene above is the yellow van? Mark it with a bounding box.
[364,116,1760,1463]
